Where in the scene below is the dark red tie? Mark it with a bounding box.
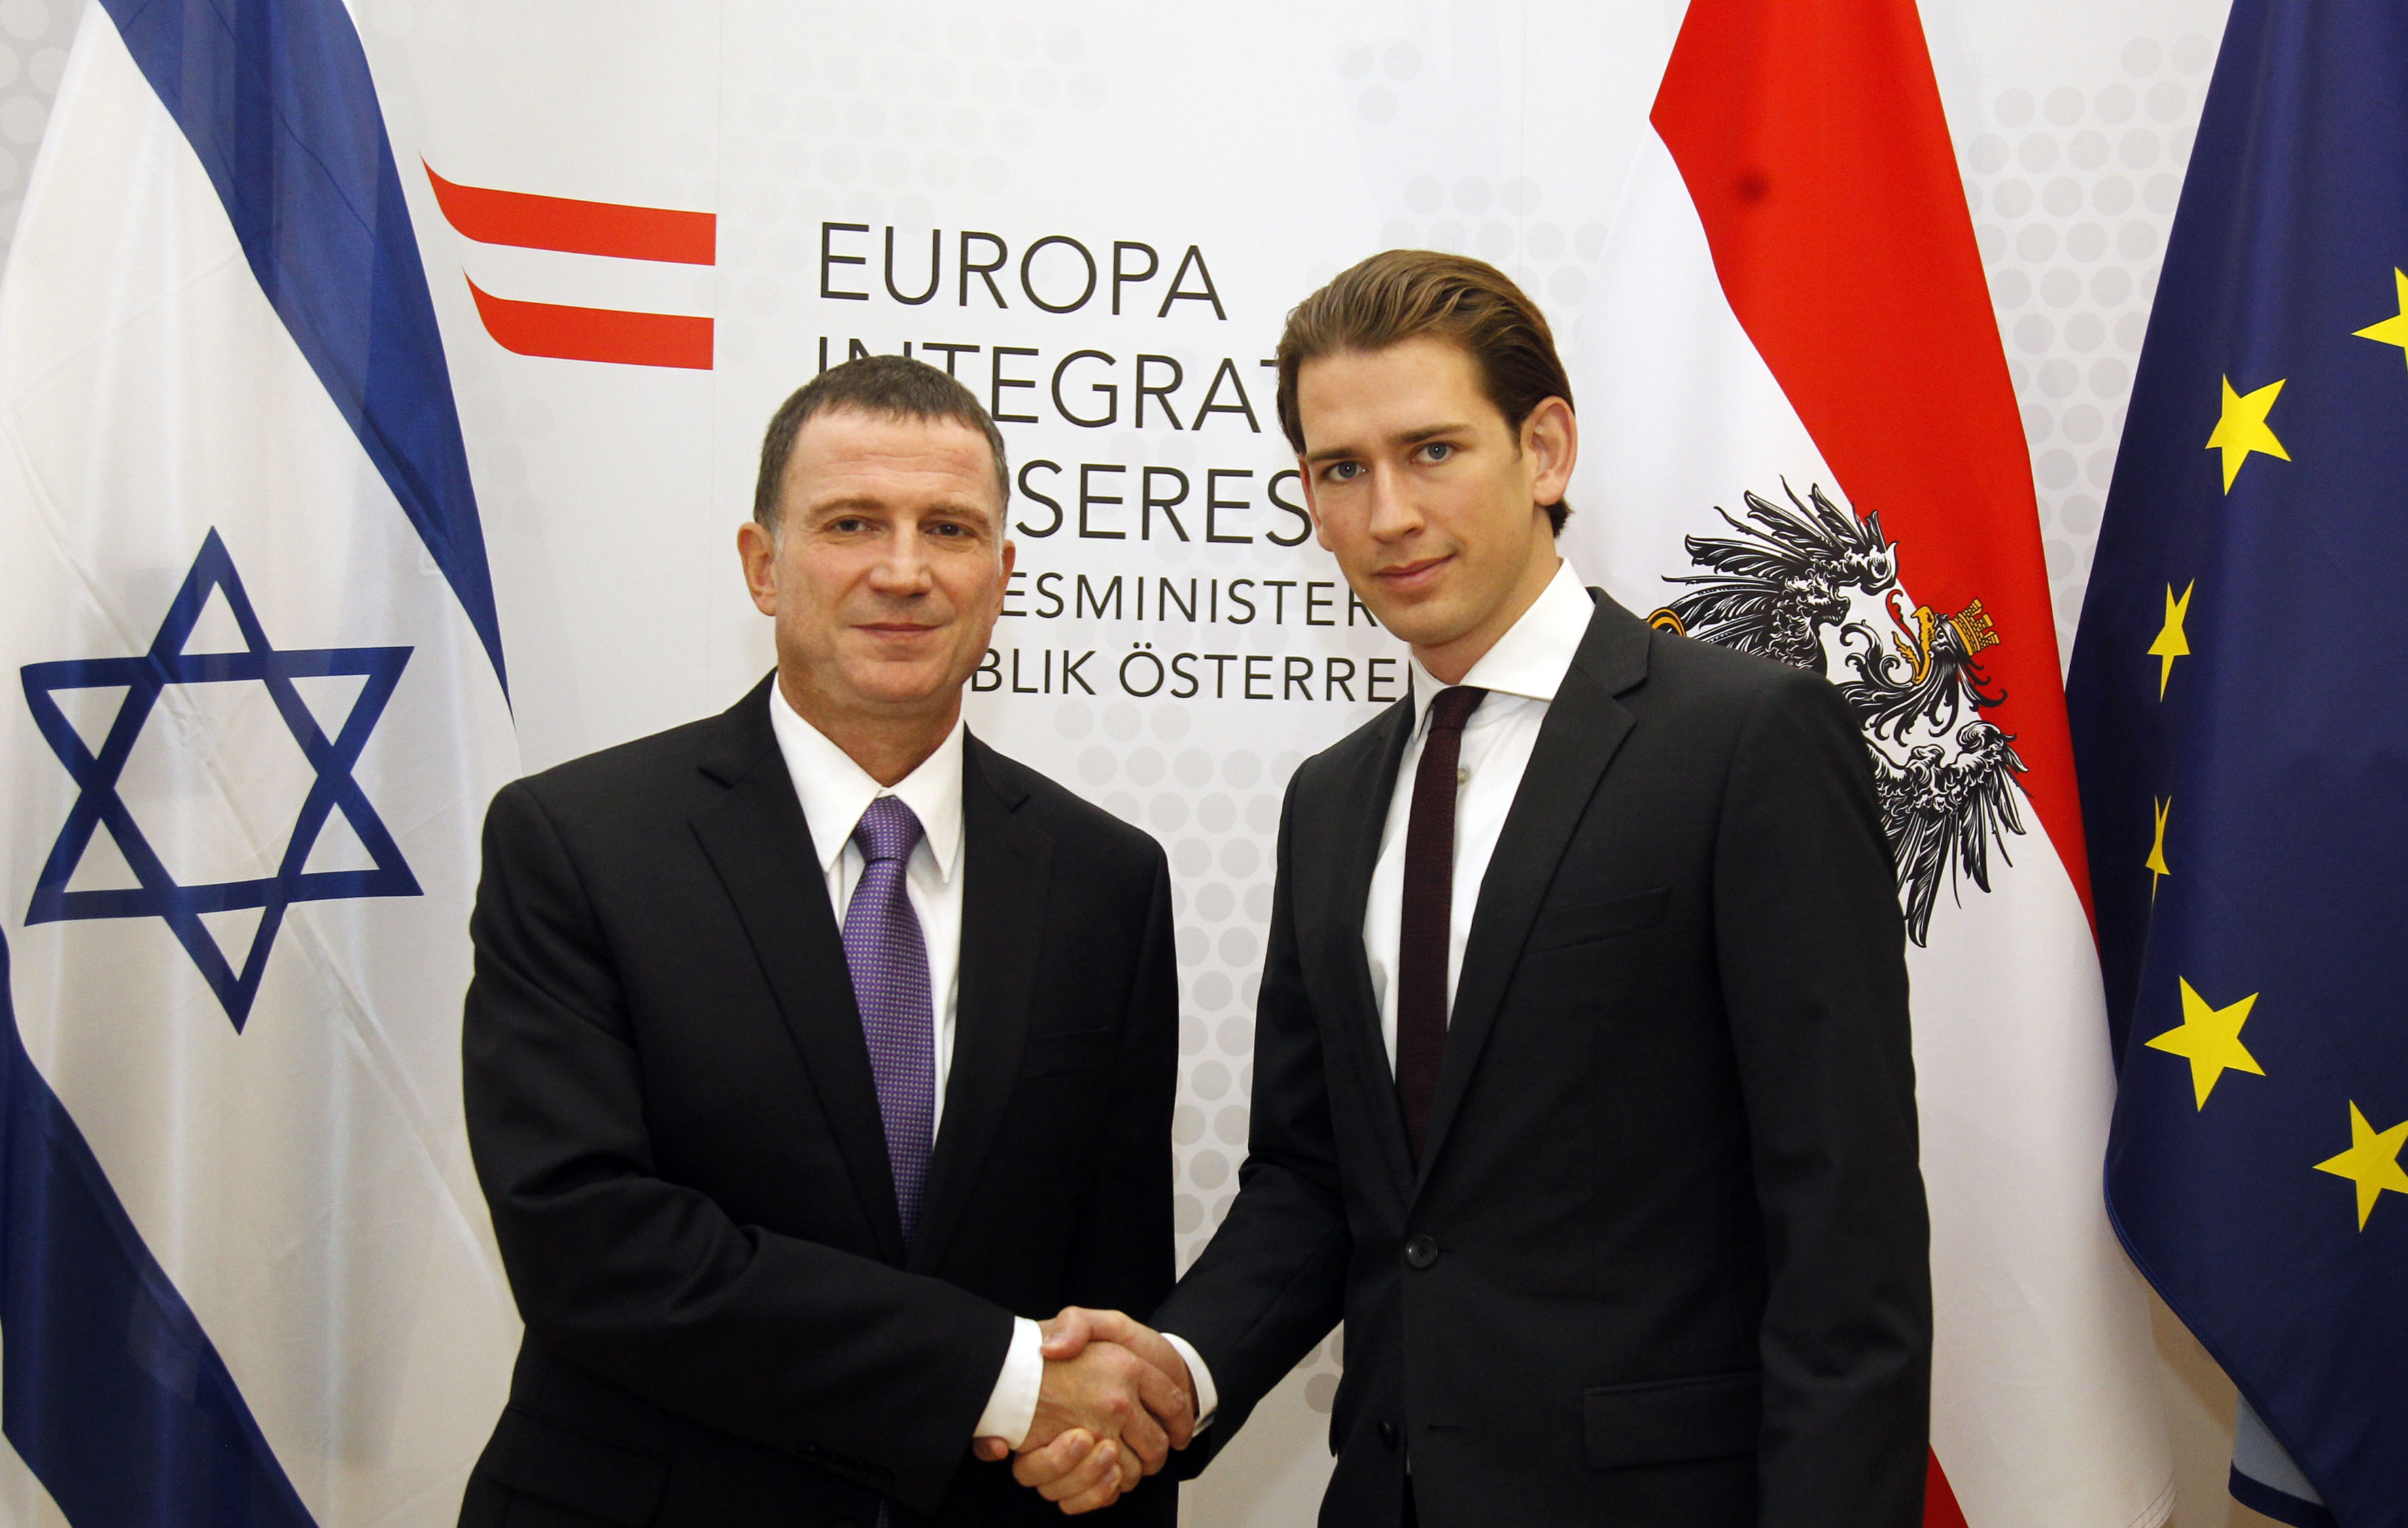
[1396,685,1485,1161]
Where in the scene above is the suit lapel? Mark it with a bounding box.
[688,679,907,1265]
[1414,595,1653,1189]
[1311,696,1420,1206]
[909,736,1048,1274]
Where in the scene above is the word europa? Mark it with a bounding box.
[820,224,1226,317]
[818,339,1273,436]
[975,646,1405,704]
[1002,573,1380,629]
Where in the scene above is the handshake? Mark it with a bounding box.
[971,1308,1200,1515]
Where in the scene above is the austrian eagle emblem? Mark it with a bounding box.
[1648,482,2027,946]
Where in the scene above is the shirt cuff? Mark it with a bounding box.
[975,1316,1045,1449]
[1158,1332,1219,1428]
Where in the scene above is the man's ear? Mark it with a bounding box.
[737,519,778,617]
[1297,457,1336,552]
[1522,396,1578,510]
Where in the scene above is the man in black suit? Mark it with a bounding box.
[1024,251,1931,1525]
[459,355,1191,1527]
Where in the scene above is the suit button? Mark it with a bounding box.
[1378,1420,1399,1451]
[1404,1234,1439,1269]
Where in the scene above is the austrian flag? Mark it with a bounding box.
[1567,0,2174,1523]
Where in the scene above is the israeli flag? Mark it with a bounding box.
[0,1,519,1523]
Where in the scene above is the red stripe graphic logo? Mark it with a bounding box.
[425,164,714,370]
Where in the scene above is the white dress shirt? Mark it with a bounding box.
[1363,557,1594,1068]
[1171,557,1594,1429]
[766,687,1045,1446]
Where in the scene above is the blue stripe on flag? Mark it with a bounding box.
[95,0,508,696]
[0,930,317,1527]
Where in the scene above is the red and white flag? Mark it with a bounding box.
[1563,1,2173,1523]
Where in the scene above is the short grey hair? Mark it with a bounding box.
[752,353,1011,531]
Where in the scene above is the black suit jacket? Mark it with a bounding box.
[459,678,1178,1528]
[1151,593,1931,1527]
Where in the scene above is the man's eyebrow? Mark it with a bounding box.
[807,494,998,529]
[804,493,888,515]
[1304,421,1473,464]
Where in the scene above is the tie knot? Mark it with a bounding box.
[852,795,924,865]
[1427,685,1486,734]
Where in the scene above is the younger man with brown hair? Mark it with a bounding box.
[1024,251,1931,1525]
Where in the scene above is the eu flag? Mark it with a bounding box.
[2067,1,2408,1524]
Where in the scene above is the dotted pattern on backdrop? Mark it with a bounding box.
[0,0,82,262]
[711,10,1102,364]
[1039,695,1351,1419]
[1340,38,1612,362]
[1956,33,2218,667]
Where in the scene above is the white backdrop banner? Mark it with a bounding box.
[0,0,2232,1524]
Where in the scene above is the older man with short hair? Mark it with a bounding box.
[459,355,1189,1527]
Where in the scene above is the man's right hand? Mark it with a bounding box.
[1032,1308,1198,1432]
[970,1310,1198,1513]
[995,1310,1200,1514]
[1031,1334,1187,1466]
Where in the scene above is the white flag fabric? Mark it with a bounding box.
[0,0,518,1523]
[1561,1,2173,1524]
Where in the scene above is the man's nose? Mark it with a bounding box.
[871,526,937,590]
[1365,468,1421,542]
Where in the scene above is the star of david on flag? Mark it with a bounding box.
[22,528,417,1030]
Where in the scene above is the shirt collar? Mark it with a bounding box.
[767,682,965,881]
[1408,557,1595,727]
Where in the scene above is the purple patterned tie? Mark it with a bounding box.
[841,795,935,1247]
